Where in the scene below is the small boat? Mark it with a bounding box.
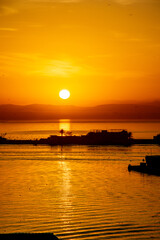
[128,155,160,176]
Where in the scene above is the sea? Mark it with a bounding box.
[0,120,160,240]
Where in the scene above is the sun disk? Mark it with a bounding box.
[59,89,70,99]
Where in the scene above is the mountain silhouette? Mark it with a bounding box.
[0,102,160,120]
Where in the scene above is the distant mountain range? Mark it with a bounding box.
[0,102,160,120]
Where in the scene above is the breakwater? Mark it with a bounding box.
[0,233,59,240]
[0,130,159,146]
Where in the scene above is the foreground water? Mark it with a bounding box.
[0,121,160,239]
[0,144,160,239]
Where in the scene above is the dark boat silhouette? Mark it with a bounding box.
[128,155,160,176]
[46,129,132,146]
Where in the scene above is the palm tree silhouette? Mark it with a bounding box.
[59,129,65,136]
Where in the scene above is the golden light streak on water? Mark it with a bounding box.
[0,144,160,239]
[59,119,71,133]
[0,121,160,239]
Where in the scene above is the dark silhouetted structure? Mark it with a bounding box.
[128,155,160,176]
[1,130,160,146]
[47,129,132,146]
[0,233,59,240]
[154,134,160,144]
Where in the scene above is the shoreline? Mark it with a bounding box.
[1,130,159,146]
[0,137,159,146]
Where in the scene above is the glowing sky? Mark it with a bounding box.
[0,0,160,106]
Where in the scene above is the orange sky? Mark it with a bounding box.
[0,0,160,106]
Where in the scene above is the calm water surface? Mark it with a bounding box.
[0,120,160,139]
[0,121,160,239]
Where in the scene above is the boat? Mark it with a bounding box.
[47,129,132,146]
[128,155,160,176]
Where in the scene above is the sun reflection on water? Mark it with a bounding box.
[59,119,70,133]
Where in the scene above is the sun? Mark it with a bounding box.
[59,89,70,99]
